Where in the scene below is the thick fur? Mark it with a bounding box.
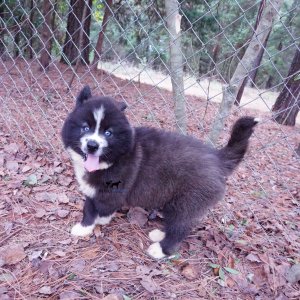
[62,86,258,258]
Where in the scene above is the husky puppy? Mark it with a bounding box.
[62,86,258,259]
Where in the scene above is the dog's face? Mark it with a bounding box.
[62,86,133,172]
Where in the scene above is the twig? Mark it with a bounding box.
[67,0,88,91]
[0,228,22,246]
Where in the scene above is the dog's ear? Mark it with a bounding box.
[76,86,92,106]
[115,101,127,111]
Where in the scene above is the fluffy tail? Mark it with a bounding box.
[218,117,259,176]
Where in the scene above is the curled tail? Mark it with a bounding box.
[218,117,259,176]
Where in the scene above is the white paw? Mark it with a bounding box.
[147,242,166,259]
[94,213,115,225]
[71,223,94,237]
[149,229,165,242]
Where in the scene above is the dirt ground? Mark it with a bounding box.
[0,58,300,299]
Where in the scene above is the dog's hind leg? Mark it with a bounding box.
[147,200,195,259]
[71,197,98,237]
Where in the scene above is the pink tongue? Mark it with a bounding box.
[84,154,101,172]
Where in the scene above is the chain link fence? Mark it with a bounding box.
[0,0,298,147]
[0,0,300,297]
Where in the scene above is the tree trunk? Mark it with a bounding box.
[39,0,56,70]
[208,0,283,145]
[27,0,34,59]
[165,0,186,133]
[235,0,267,105]
[61,0,92,65]
[14,22,21,57]
[0,1,5,55]
[296,144,300,156]
[272,45,300,126]
[92,0,113,68]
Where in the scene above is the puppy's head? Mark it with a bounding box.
[62,86,132,172]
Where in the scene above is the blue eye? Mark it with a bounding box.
[104,130,112,137]
[82,125,90,132]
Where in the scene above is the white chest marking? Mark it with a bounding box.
[67,148,97,198]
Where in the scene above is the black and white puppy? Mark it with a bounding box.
[62,86,258,259]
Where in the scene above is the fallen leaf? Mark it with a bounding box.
[0,155,5,167]
[224,267,239,275]
[0,258,5,267]
[181,263,198,280]
[219,267,226,281]
[101,294,123,300]
[35,208,46,218]
[127,207,148,227]
[35,192,57,202]
[0,245,26,265]
[217,278,227,287]
[13,206,28,215]
[136,265,151,276]
[60,291,82,300]
[4,143,19,154]
[6,161,19,171]
[58,193,69,203]
[22,165,32,173]
[58,175,73,186]
[94,226,102,238]
[246,253,262,263]
[57,209,70,218]
[54,166,64,174]
[0,273,14,283]
[70,259,85,272]
[28,250,43,261]
[140,276,158,293]
[23,174,38,186]
[59,238,72,245]
[53,250,66,257]
[98,262,120,272]
[286,264,300,284]
[39,286,52,295]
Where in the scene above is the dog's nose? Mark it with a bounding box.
[87,140,99,153]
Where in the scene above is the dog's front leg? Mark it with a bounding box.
[71,197,98,237]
